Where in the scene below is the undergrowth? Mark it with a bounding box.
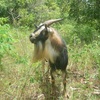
[0,25,100,100]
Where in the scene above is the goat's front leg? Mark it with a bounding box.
[50,69,55,86]
[50,68,56,95]
[42,60,45,74]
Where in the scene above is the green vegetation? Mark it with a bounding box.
[0,0,100,100]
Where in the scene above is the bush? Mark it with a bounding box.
[0,24,14,70]
[74,24,98,44]
[60,21,99,46]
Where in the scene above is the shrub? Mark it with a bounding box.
[0,24,14,70]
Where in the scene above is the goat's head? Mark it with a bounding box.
[29,19,63,44]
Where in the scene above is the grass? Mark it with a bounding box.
[0,27,100,100]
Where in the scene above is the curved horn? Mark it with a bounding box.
[44,18,63,26]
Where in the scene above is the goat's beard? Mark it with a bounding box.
[32,38,60,64]
[32,41,45,62]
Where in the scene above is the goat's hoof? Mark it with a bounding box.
[63,91,69,99]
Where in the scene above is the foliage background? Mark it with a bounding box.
[0,0,100,99]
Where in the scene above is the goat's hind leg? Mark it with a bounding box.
[62,70,67,95]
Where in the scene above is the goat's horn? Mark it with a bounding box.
[44,18,63,26]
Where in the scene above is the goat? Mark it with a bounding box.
[29,19,68,93]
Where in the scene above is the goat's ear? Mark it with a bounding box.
[34,24,38,28]
[45,24,53,33]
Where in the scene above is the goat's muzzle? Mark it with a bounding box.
[29,34,37,44]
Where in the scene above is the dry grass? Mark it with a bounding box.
[0,29,100,100]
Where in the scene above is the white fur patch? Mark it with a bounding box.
[35,26,45,36]
[38,41,43,51]
[44,39,59,63]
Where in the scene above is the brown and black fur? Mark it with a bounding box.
[29,19,68,94]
